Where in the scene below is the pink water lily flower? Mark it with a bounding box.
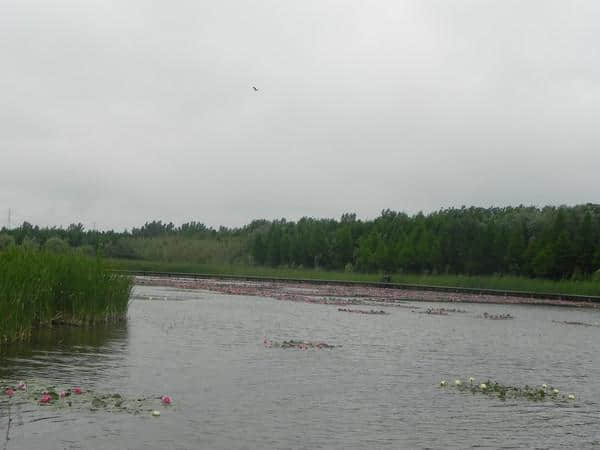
[161,395,173,405]
[40,393,52,403]
[17,381,26,391]
[5,388,14,397]
[73,387,82,395]
[60,391,67,399]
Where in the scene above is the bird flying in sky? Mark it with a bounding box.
[252,86,258,91]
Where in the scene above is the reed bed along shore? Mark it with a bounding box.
[1,248,133,344]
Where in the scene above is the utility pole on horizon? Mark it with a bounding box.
[7,208,11,230]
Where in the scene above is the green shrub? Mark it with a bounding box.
[21,236,39,250]
[44,236,70,253]
[103,239,140,259]
[0,234,15,250]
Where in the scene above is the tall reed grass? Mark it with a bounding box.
[1,247,133,344]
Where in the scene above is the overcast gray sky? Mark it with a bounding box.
[2,1,599,230]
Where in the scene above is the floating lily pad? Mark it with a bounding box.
[1,379,171,415]
[440,379,575,402]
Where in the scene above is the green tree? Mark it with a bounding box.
[575,212,594,273]
[531,245,555,278]
[66,223,85,247]
[554,230,575,278]
[507,222,527,274]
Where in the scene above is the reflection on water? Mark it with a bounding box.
[1,284,600,450]
[0,323,129,383]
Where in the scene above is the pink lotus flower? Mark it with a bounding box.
[17,381,26,391]
[5,388,14,397]
[161,395,172,405]
[73,387,82,395]
[40,394,52,403]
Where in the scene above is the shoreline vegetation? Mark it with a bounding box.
[109,259,600,297]
[0,204,598,304]
[1,206,600,282]
[0,247,133,345]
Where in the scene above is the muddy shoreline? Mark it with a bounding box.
[134,276,600,309]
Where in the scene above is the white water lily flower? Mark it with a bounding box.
[455,379,462,386]
[440,380,447,386]
[568,394,575,400]
[541,384,547,389]
[479,383,487,390]
[152,410,161,417]
[552,389,559,395]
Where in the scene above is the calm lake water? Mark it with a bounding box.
[2,285,600,449]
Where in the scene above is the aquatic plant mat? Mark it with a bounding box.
[337,308,389,315]
[480,312,513,320]
[1,379,171,415]
[263,339,338,349]
[419,307,468,315]
[552,320,600,327]
[440,379,576,402]
[135,276,600,308]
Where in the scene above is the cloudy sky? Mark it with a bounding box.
[2,1,599,230]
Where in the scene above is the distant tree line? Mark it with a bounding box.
[1,205,600,279]
[248,205,600,280]
[0,220,262,260]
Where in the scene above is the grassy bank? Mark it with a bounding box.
[109,258,600,297]
[1,248,133,344]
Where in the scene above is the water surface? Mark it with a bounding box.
[2,285,600,449]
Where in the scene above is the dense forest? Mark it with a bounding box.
[1,205,600,280]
